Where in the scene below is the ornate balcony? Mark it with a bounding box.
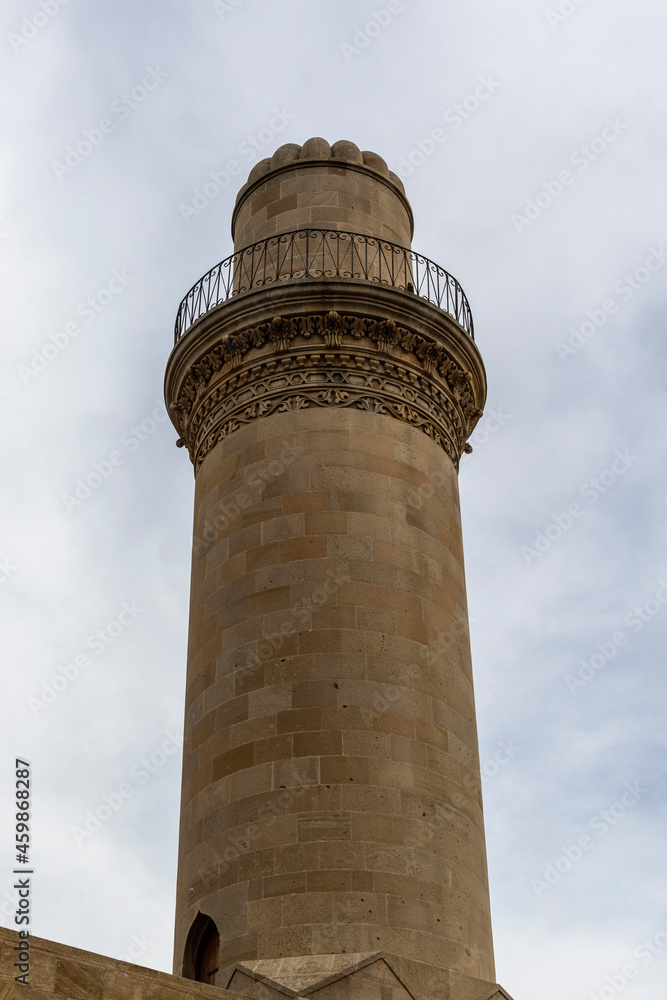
[174,229,474,343]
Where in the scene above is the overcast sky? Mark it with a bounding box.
[1,2,666,997]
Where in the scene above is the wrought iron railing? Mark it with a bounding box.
[174,229,474,343]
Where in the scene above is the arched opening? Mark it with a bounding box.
[195,921,220,985]
[182,912,220,985]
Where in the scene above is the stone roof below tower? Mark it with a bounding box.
[0,927,516,1000]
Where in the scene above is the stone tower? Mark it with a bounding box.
[165,138,512,1000]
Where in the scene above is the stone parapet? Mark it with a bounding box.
[0,927,240,1000]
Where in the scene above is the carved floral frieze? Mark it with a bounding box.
[169,311,483,472]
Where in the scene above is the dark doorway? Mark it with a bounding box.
[183,913,220,985]
[195,920,220,985]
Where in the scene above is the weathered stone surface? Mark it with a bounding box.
[232,952,380,996]
[171,404,495,980]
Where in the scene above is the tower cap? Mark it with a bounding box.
[232,137,413,249]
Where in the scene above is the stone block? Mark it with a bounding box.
[293,730,343,758]
[211,744,255,782]
[320,756,369,786]
[297,812,351,842]
[282,892,333,926]
[272,842,319,875]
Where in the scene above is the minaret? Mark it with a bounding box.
[165,138,511,1000]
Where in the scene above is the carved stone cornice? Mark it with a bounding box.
[166,304,485,474]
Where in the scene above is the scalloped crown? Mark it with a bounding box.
[237,137,406,199]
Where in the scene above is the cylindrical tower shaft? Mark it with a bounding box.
[166,139,498,1000]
